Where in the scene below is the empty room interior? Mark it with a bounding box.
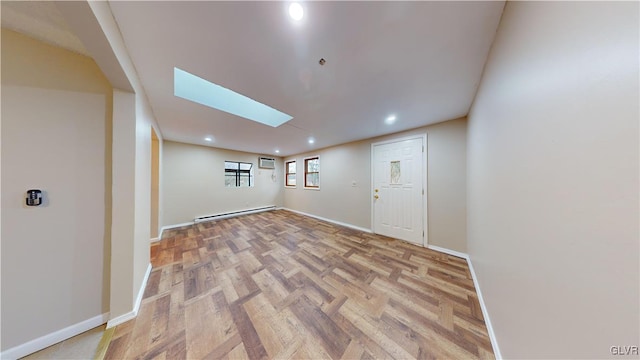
[1,1,638,359]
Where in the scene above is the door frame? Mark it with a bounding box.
[370,134,428,247]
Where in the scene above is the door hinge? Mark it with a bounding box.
[422,189,424,195]
[422,145,424,152]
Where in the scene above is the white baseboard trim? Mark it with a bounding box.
[159,206,279,240]
[106,263,152,329]
[466,259,502,359]
[159,221,195,240]
[160,221,194,233]
[194,206,276,223]
[427,245,469,260]
[426,245,501,358]
[280,208,372,234]
[0,312,109,360]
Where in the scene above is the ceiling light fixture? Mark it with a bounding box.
[308,137,315,144]
[289,3,304,21]
[204,137,213,142]
[385,115,397,125]
[275,149,280,154]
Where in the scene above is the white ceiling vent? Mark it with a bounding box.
[259,157,276,169]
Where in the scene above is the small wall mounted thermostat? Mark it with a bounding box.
[26,189,42,206]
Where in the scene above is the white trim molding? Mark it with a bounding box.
[161,221,194,231]
[280,208,372,234]
[194,206,276,223]
[159,221,195,239]
[107,263,152,329]
[0,312,110,360]
[466,258,502,359]
[159,206,279,239]
[426,245,502,359]
[427,245,468,260]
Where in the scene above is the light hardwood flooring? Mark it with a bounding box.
[104,210,494,359]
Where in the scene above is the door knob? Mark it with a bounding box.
[374,195,379,199]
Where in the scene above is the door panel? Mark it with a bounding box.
[372,137,424,245]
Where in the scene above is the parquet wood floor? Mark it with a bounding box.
[104,210,494,359]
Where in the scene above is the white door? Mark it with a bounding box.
[372,136,425,245]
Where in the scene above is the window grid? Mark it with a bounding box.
[286,160,296,187]
[304,157,319,188]
[224,161,253,187]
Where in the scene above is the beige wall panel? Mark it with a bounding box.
[162,141,284,226]
[467,2,639,358]
[284,118,468,253]
[1,29,112,350]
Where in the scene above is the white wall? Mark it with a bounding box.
[132,93,155,304]
[73,1,163,323]
[162,141,284,226]
[1,29,111,351]
[108,66,156,325]
[284,118,468,253]
[467,2,639,358]
[110,90,136,319]
[151,131,160,239]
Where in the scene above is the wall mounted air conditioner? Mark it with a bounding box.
[259,157,276,169]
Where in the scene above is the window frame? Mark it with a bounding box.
[224,161,254,188]
[285,160,297,188]
[303,156,320,190]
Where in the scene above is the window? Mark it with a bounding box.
[285,160,296,187]
[304,157,319,188]
[225,161,254,187]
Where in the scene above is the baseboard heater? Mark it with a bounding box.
[194,205,276,223]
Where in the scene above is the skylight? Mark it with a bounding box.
[174,67,293,127]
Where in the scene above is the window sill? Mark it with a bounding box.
[285,186,297,189]
[303,187,320,191]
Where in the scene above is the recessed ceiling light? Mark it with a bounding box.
[289,3,304,21]
[308,137,315,144]
[385,115,397,125]
[275,149,280,154]
[204,137,213,142]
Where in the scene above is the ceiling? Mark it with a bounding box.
[1,1,89,56]
[3,1,505,157]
